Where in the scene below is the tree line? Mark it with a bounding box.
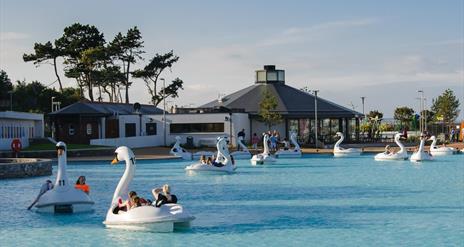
[22,23,184,105]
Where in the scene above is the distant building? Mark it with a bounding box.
[0,111,44,150]
[201,65,362,145]
[49,102,163,145]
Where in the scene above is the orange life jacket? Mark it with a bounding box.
[75,184,90,193]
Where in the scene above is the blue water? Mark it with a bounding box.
[0,154,463,246]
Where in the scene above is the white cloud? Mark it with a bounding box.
[0,32,30,41]
[261,18,378,47]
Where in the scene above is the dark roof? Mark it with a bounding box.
[201,82,362,118]
[49,102,163,117]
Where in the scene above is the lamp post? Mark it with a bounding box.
[360,96,366,119]
[418,90,424,133]
[313,90,319,148]
[161,78,167,146]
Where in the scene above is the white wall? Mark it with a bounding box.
[0,111,44,150]
[90,135,163,148]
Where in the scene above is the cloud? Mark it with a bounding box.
[0,32,30,41]
[260,18,378,47]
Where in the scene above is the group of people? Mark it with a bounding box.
[113,184,178,214]
[251,130,290,152]
[199,154,235,167]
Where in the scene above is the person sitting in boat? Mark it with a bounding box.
[200,155,207,164]
[75,176,90,194]
[281,138,290,150]
[384,145,392,155]
[130,196,142,209]
[152,184,178,207]
[28,179,53,210]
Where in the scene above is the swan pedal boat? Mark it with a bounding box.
[251,134,277,165]
[35,142,94,213]
[104,146,194,231]
[275,132,302,158]
[410,136,433,162]
[429,136,457,156]
[185,136,236,173]
[230,136,252,159]
[170,136,215,160]
[333,132,362,157]
[374,133,409,161]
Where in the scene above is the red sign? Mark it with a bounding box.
[11,138,22,153]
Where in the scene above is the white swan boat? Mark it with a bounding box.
[170,136,215,160]
[251,134,276,165]
[275,131,302,158]
[333,132,362,157]
[104,146,194,232]
[429,136,457,156]
[185,137,236,173]
[374,133,408,161]
[34,142,94,213]
[410,136,433,162]
[230,136,252,159]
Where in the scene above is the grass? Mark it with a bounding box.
[23,143,107,151]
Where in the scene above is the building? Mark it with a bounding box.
[201,65,362,145]
[49,102,164,146]
[49,65,362,148]
[0,111,44,150]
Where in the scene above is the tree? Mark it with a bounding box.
[0,70,13,99]
[23,41,65,91]
[394,106,414,128]
[109,26,144,103]
[56,23,105,101]
[367,110,383,139]
[258,89,282,129]
[132,50,183,106]
[431,89,460,129]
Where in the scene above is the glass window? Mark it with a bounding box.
[69,124,75,136]
[267,71,277,81]
[146,123,157,135]
[277,71,285,81]
[170,123,224,133]
[86,123,92,135]
[125,123,136,137]
[257,71,266,82]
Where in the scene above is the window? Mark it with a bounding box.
[267,71,277,81]
[86,123,92,135]
[125,123,136,137]
[69,124,75,136]
[170,123,224,133]
[146,123,157,135]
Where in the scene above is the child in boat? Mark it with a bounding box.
[130,196,141,209]
[200,155,207,164]
[385,145,392,154]
[75,176,90,194]
[152,184,178,207]
[206,156,213,165]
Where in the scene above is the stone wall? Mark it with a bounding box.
[0,158,52,179]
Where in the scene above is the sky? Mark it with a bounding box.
[0,0,463,118]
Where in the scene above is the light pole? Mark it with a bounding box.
[161,78,167,146]
[313,90,319,148]
[360,96,366,119]
[418,90,424,133]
